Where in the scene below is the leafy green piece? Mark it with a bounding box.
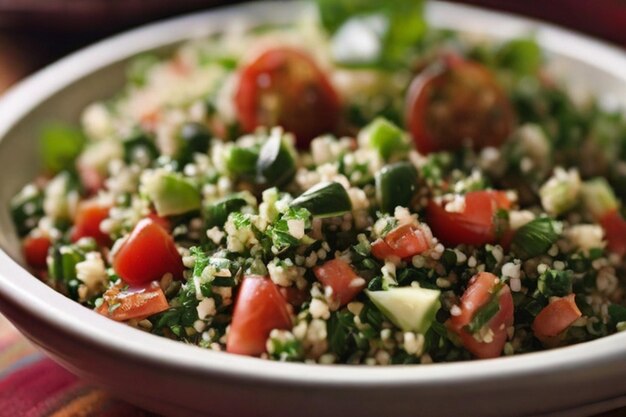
[10,185,44,237]
[267,207,312,251]
[317,0,426,68]
[267,333,303,361]
[497,38,541,76]
[511,217,562,259]
[537,269,573,298]
[608,304,626,327]
[122,130,159,164]
[326,310,356,357]
[40,123,87,173]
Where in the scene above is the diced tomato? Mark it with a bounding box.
[234,47,341,148]
[426,190,511,247]
[23,235,51,270]
[406,55,515,154]
[227,275,292,356]
[113,217,184,286]
[371,238,395,260]
[532,294,581,344]
[599,209,626,257]
[371,224,431,261]
[313,258,364,306]
[448,272,514,359]
[71,200,111,247]
[279,286,309,307]
[146,212,171,232]
[96,281,169,322]
[77,160,106,195]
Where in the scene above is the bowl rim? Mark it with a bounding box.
[1,0,626,388]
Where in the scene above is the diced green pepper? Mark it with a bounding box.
[225,146,259,176]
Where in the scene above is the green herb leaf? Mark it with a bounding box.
[511,217,562,260]
[537,269,573,298]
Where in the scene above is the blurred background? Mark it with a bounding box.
[0,0,625,93]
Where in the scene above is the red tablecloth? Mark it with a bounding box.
[0,317,158,417]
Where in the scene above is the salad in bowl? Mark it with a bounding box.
[9,0,626,366]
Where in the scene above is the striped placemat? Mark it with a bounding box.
[0,315,158,417]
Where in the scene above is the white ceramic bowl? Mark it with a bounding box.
[1,2,626,416]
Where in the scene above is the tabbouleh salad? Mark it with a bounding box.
[10,0,626,364]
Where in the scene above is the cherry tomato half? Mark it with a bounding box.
[71,199,111,247]
[227,275,292,356]
[426,190,511,247]
[406,56,515,154]
[448,272,514,359]
[112,217,184,286]
[235,47,341,148]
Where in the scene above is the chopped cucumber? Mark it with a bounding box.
[539,167,580,216]
[366,286,441,334]
[143,171,201,216]
[290,181,352,218]
[581,177,618,220]
[359,117,409,160]
[375,162,418,213]
[205,194,249,228]
[256,130,296,186]
[177,122,211,165]
[225,145,260,176]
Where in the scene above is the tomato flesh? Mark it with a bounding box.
[71,200,111,247]
[532,294,581,344]
[227,275,292,356]
[426,190,511,247]
[448,272,514,359]
[235,47,341,147]
[113,218,184,286]
[77,160,106,195]
[313,258,363,306]
[406,56,514,154]
[371,224,431,260]
[97,281,169,321]
[23,235,51,270]
[599,209,626,257]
